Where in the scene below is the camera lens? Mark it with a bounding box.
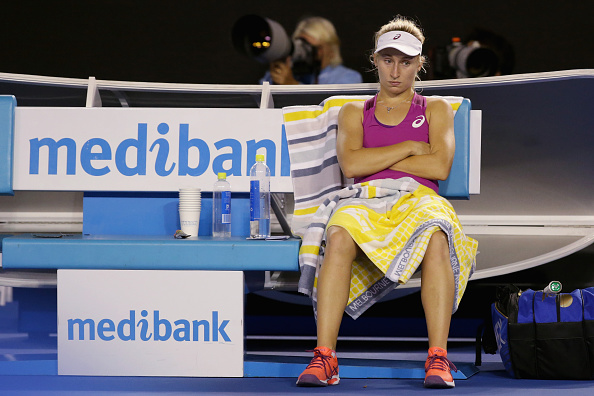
[450,45,499,78]
[464,47,499,77]
[231,15,272,58]
[231,15,292,63]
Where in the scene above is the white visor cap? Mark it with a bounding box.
[374,31,422,56]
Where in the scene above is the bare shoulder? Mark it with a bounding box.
[340,100,365,115]
[338,100,365,124]
[426,97,453,113]
[426,97,454,124]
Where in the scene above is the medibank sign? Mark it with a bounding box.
[58,270,244,377]
[13,107,290,192]
[67,310,232,342]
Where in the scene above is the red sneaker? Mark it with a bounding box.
[296,346,340,386]
[424,347,457,388]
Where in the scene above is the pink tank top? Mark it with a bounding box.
[354,93,439,193]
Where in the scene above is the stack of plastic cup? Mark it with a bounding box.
[179,188,201,237]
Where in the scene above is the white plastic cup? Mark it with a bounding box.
[179,188,201,236]
[179,188,201,196]
[179,209,201,237]
[179,189,202,205]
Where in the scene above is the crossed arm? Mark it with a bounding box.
[336,98,455,181]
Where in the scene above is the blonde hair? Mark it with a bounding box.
[293,17,342,66]
[371,16,427,81]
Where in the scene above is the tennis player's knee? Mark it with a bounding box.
[326,226,357,258]
[429,231,448,248]
[426,231,450,263]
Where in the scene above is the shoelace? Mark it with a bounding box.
[426,354,458,373]
[305,348,337,377]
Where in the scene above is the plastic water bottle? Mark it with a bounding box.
[212,172,231,238]
[249,154,270,238]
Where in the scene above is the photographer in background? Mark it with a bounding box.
[430,27,514,80]
[259,17,362,85]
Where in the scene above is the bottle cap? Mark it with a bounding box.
[544,281,562,296]
[548,281,562,293]
[217,172,226,179]
[256,154,265,162]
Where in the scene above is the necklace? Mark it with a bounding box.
[377,92,414,113]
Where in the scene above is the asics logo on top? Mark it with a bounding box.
[393,34,401,40]
[412,115,426,128]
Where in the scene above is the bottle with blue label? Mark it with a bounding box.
[249,154,270,238]
[212,172,231,238]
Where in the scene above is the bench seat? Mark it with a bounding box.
[2,234,300,271]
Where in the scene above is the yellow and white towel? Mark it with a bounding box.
[298,178,477,319]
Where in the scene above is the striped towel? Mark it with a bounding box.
[298,178,478,319]
[282,95,476,320]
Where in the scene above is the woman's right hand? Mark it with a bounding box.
[409,141,431,156]
[270,58,300,85]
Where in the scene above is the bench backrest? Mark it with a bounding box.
[0,94,479,237]
[82,191,251,236]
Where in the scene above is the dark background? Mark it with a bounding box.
[1,1,592,84]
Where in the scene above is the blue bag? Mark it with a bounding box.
[491,285,594,379]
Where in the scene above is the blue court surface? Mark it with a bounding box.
[1,297,593,396]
